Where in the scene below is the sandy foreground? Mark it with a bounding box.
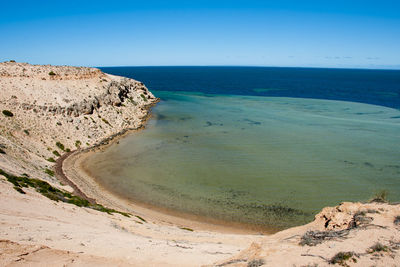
[0,62,399,266]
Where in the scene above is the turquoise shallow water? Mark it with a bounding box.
[85,91,400,230]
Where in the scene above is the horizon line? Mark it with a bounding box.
[3,61,399,71]
[96,64,400,71]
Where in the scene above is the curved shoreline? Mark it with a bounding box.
[60,137,276,235]
[54,100,159,204]
[56,93,400,235]
[56,102,271,235]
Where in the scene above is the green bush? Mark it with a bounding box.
[140,94,148,102]
[368,242,389,253]
[14,186,25,194]
[56,141,65,151]
[247,259,265,267]
[44,168,54,177]
[47,157,56,163]
[75,140,81,148]
[329,252,357,265]
[49,71,56,76]
[2,110,14,117]
[128,97,137,106]
[53,150,61,157]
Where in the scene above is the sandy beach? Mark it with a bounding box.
[63,146,270,234]
[1,62,399,266]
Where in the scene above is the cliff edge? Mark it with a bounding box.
[0,61,157,184]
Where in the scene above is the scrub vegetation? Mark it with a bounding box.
[46,157,56,163]
[0,169,130,217]
[2,110,14,117]
[56,141,65,151]
[329,251,358,266]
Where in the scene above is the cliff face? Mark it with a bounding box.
[0,62,158,184]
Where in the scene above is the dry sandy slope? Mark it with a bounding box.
[0,61,399,266]
[0,176,255,266]
[213,202,400,267]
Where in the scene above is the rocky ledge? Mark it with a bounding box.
[0,61,158,184]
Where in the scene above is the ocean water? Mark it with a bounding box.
[87,67,400,230]
[101,67,400,109]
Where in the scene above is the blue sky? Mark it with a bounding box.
[0,0,399,69]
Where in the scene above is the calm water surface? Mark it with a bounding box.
[87,67,400,229]
[87,67,400,230]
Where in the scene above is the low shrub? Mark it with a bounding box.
[247,259,265,267]
[299,230,349,246]
[53,150,61,157]
[2,110,14,117]
[0,168,130,217]
[75,140,81,148]
[56,141,65,151]
[44,168,54,177]
[14,186,25,194]
[140,94,148,102]
[49,71,56,76]
[368,242,389,253]
[46,157,56,163]
[128,97,137,105]
[329,251,357,265]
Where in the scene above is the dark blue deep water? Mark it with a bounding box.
[100,66,400,109]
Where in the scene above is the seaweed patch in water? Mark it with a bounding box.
[364,162,374,168]
[179,116,193,121]
[243,118,261,125]
[140,180,310,229]
[205,121,213,127]
[156,114,168,120]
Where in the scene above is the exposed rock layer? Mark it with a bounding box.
[0,61,157,183]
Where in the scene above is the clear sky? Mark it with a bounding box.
[1,0,399,69]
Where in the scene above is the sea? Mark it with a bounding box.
[85,66,400,231]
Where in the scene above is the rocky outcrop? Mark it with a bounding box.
[0,61,158,183]
[16,78,151,117]
[214,201,400,266]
